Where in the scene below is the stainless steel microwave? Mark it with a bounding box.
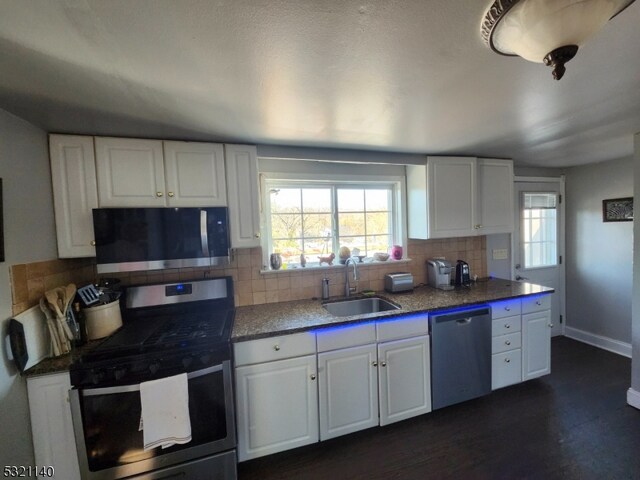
[93,207,230,274]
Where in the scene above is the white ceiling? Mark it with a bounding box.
[0,0,639,167]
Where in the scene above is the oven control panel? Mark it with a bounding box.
[166,283,193,296]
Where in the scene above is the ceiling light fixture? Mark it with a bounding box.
[481,0,636,80]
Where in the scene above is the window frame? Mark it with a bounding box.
[261,172,406,269]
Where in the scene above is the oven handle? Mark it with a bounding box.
[80,363,224,397]
[200,210,209,257]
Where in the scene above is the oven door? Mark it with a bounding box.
[70,361,235,480]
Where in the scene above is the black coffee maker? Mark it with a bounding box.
[455,260,471,286]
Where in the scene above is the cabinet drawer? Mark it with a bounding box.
[490,299,522,319]
[492,315,521,337]
[376,314,429,342]
[316,322,376,353]
[492,349,522,390]
[234,332,316,366]
[522,294,551,314]
[491,332,521,354]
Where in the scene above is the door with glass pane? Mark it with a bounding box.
[514,181,564,337]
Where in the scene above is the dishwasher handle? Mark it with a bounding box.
[431,306,490,325]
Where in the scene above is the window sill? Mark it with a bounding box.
[260,258,412,275]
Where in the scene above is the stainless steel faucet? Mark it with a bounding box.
[344,258,359,297]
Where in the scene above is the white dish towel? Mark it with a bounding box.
[140,373,192,451]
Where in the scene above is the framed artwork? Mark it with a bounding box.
[0,178,4,262]
[603,197,633,222]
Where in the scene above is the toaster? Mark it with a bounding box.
[384,273,414,293]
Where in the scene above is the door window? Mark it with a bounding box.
[522,193,557,269]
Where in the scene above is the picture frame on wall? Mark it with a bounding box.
[602,197,633,222]
[0,178,4,262]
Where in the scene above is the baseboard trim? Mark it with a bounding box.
[627,388,640,410]
[564,326,632,358]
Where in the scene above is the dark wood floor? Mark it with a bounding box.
[238,337,640,480]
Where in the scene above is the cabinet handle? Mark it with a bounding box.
[168,192,174,198]
[372,361,378,367]
[505,307,511,311]
[474,224,483,229]
[310,374,316,380]
[273,345,280,351]
[90,240,96,246]
[536,300,542,306]
[505,358,511,363]
[254,232,261,238]
[381,361,387,367]
[505,340,511,346]
[156,191,164,197]
[548,324,554,328]
[505,324,511,329]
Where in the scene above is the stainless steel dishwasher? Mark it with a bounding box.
[430,306,491,410]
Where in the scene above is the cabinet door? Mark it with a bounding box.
[318,344,378,440]
[49,135,98,258]
[522,310,552,380]
[27,373,81,480]
[95,137,165,207]
[378,335,431,426]
[235,355,318,461]
[427,157,477,238]
[163,141,226,207]
[477,159,514,235]
[224,144,261,248]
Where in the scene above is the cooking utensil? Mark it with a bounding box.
[39,298,62,356]
[78,284,100,307]
[54,287,74,340]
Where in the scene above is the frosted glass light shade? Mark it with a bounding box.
[491,0,634,63]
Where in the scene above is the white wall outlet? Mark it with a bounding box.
[492,248,508,260]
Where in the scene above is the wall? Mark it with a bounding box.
[0,109,57,467]
[631,133,640,403]
[565,156,634,347]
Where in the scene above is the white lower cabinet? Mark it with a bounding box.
[522,309,552,380]
[27,372,81,480]
[490,294,552,389]
[318,344,379,440]
[235,354,318,461]
[378,335,431,426]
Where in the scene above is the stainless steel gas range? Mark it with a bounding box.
[69,277,237,480]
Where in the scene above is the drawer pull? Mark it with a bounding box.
[310,374,316,380]
[505,340,511,346]
[504,307,511,311]
[273,345,280,351]
[549,323,554,328]
[372,361,378,367]
[505,324,511,329]
[381,361,387,367]
[536,300,542,306]
[505,358,511,363]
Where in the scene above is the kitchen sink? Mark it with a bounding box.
[323,297,400,317]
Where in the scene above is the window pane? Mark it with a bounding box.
[337,236,365,252]
[339,212,365,236]
[271,188,301,213]
[302,188,331,212]
[365,189,389,211]
[302,213,332,238]
[271,213,302,239]
[367,235,391,255]
[302,238,331,258]
[272,238,302,264]
[522,192,557,268]
[337,189,364,212]
[366,212,389,235]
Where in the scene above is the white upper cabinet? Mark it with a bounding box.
[164,141,226,207]
[407,156,514,239]
[95,137,226,207]
[224,144,261,248]
[95,137,165,207]
[49,134,99,258]
[477,159,514,235]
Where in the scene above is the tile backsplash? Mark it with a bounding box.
[9,237,487,312]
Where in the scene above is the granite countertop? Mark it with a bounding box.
[232,277,554,342]
[26,278,553,375]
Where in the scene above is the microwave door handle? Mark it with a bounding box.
[200,210,209,257]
